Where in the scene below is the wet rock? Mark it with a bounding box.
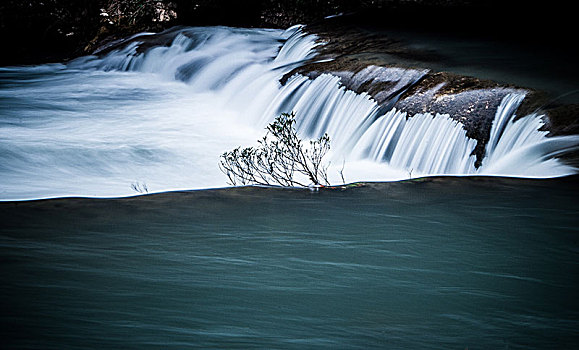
[282,20,579,168]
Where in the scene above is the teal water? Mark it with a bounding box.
[1,177,578,349]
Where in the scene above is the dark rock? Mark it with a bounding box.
[282,19,579,168]
[0,0,105,65]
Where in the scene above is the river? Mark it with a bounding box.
[0,24,578,348]
[1,177,578,349]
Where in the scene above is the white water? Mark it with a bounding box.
[0,26,577,200]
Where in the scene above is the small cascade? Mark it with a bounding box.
[274,25,321,63]
[388,113,478,175]
[70,26,318,86]
[347,110,478,176]
[486,93,527,156]
[480,94,579,177]
[260,74,379,154]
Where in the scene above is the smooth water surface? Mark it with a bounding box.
[1,177,578,349]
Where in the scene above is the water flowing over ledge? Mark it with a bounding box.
[0,26,578,200]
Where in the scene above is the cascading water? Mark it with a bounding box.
[0,26,577,200]
[479,95,579,177]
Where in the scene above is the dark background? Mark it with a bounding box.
[0,0,575,65]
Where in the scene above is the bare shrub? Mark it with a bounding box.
[219,112,331,187]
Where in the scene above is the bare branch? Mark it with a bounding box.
[219,112,332,187]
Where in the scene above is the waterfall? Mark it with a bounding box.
[0,25,577,199]
[254,66,577,180]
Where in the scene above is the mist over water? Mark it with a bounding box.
[0,25,577,200]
